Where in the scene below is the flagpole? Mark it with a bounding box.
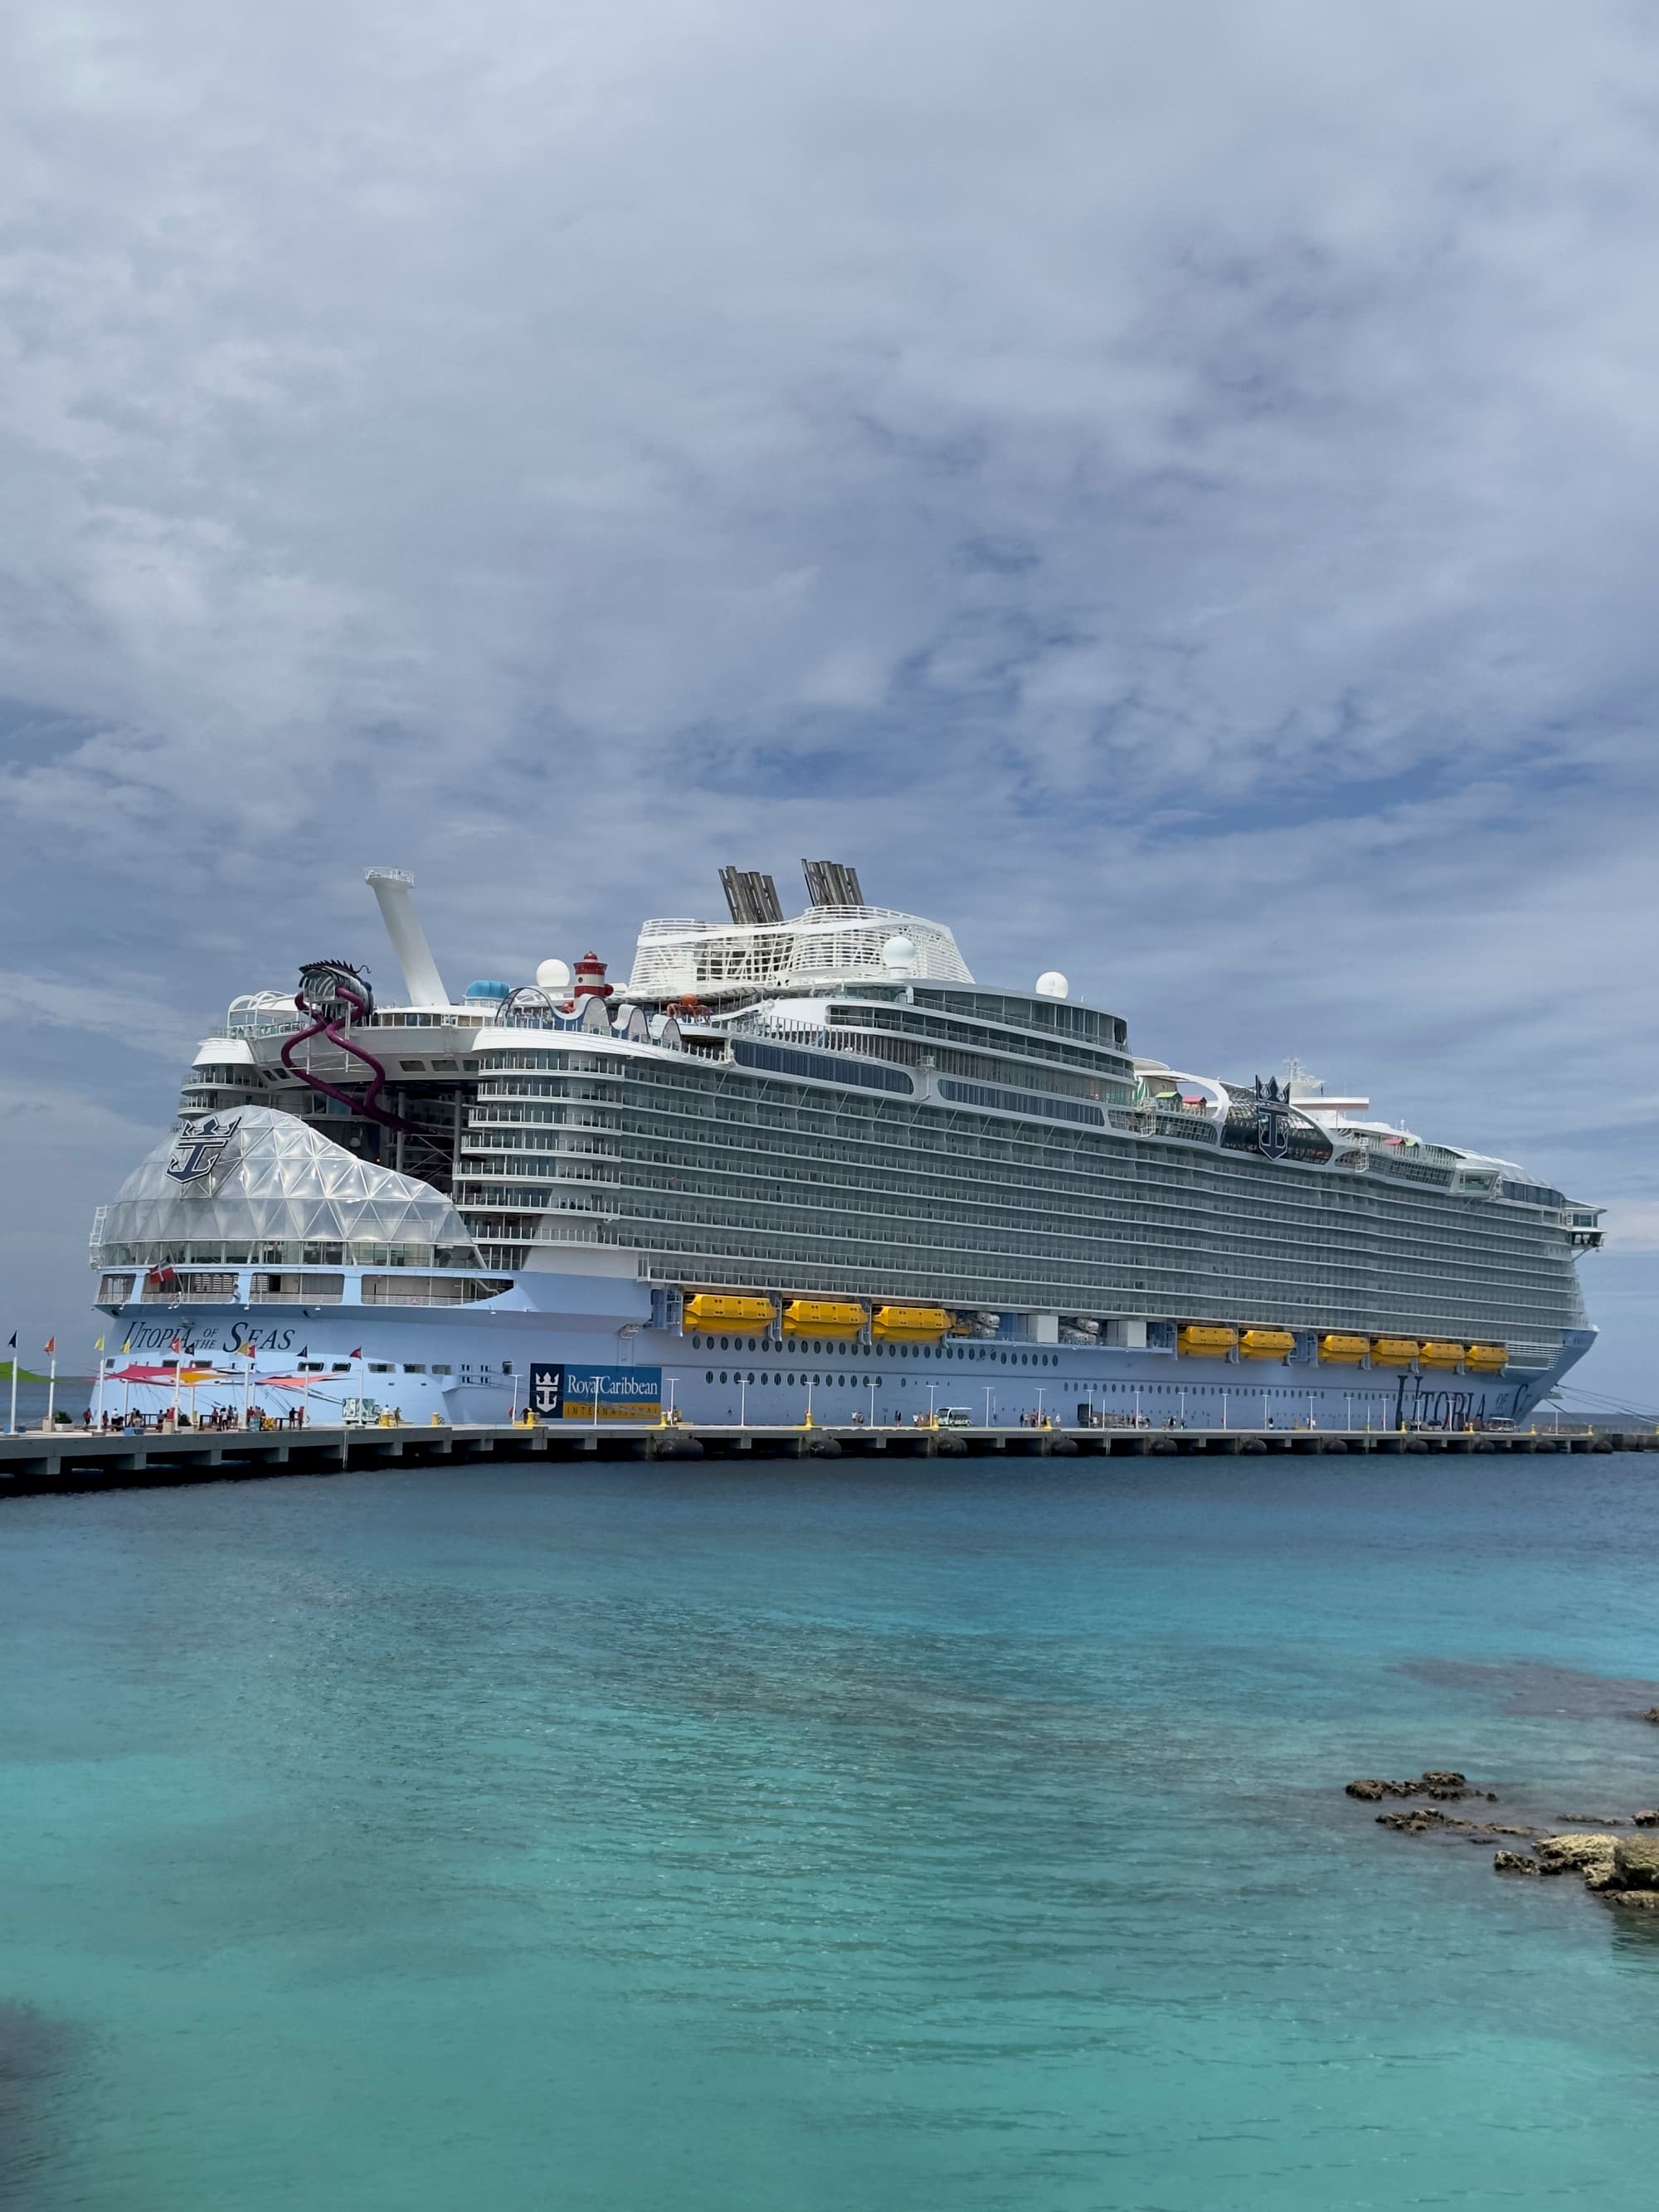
[242,1346,254,1431]
[46,1350,56,1432]
[94,1342,106,1427]
[7,1338,17,1437]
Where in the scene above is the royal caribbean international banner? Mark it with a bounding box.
[529,1362,662,1421]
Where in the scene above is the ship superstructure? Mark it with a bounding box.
[88,863,1602,1431]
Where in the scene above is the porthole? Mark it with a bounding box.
[720,1336,730,1350]
[720,1370,728,1383]
[747,1371,756,1383]
[706,1370,714,1383]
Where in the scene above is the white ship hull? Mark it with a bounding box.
[98,1266,1592,1432]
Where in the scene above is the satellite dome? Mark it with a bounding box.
[880,935,917,973]
[1034,971,1068,999]
[536,958,572,992]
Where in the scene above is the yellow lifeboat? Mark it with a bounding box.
[1178,1325,1238,1359]
[1465,1343,1509,1373]
[872,1305,952,1342]
[781,1300,867,1338]
[1319,1334,1370,1365]
[683,1293,776,1330]
[1370,1337,1420,1368]
[1418,1341,1465,1369]
[1238,1329,1296,1361]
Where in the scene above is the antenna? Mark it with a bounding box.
[364,868,450,1009]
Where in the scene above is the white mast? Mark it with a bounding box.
[365,868,451,1009]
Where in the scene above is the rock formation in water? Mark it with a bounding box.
[1376,1807,1534,1839]
[1345,1771,1494,1803]
[1350,1763,1659,1918]
[1481,1830,1659,1908]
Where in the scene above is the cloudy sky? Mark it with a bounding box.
[2,0,1656,1403]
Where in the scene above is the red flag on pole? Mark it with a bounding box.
[348,1347,362,1359]
[42,1336,55,1356]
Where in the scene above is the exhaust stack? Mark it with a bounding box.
[365,868,451,1009]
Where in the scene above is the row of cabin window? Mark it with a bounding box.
[688,1334,1060,1364]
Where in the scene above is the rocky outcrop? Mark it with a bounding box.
[1612,1835,1659,1889]
[1535,1832,1621,1885]
[1346,1771,1491,1803]
[1378,1808,1534,1839]
[1644,1707,1659,1724]
[1355,1765,1659,1921]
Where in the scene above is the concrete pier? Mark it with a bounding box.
[0,1421,1650,1496]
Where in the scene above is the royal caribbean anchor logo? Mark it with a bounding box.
[1251,1077,1292,1160]
[530,1363,565,1417]
[530,1361,661,1420]
[166,1114,241,1188]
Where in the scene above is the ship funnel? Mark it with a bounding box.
[365,868,451,1009]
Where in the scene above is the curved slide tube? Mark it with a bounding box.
[280,974,425,1135]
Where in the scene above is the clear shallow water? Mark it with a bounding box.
[2,1455,1658,2212]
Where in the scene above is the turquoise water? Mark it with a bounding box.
[2,1455,1657,2210]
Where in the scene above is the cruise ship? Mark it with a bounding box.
[90,863,1603,1431]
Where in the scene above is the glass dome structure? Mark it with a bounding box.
[93,1106,479,1269]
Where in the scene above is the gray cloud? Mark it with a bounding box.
[2,0,1657,1393]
